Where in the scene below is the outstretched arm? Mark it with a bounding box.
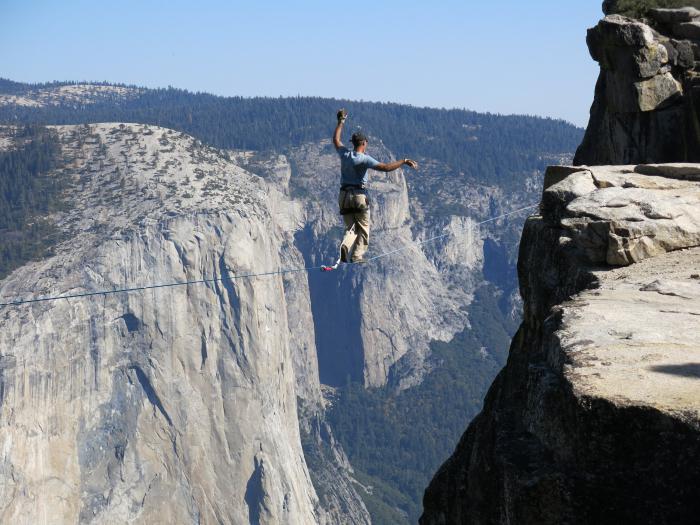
[333,109,347,150]
[374,158,419,172]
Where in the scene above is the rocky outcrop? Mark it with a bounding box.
[420,164,700,524]
[575,10,700,165]
[542,164,700,265]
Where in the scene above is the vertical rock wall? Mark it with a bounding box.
[238,141,487,389]
[0,214,322,524]
[575,10,700,165]
[0,124,370,524]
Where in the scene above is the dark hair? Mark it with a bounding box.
[351,132,368,148]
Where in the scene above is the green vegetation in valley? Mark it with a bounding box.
[325,285,517,524]
[0,126,65,280]
[604,0,700,18]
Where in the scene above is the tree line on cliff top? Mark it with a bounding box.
[0,126,65,280]
[604,0,700,18]
[0,79,582,192]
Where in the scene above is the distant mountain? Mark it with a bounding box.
[0,79,582,192]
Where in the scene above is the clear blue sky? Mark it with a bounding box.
[1,1,602,127]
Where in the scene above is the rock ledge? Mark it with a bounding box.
[421,164,700,524]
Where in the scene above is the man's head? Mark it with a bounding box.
[351,132,368,151]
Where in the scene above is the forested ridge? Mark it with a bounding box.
[0,79,582,191]
[0,126,64,280]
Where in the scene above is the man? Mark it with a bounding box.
[332,109,418,264]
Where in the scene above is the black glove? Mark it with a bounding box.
[337,109,348,123]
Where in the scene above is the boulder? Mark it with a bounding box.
[649,7,700,24]
[558,164,700,266]
[634,71,683,111]
[606,70,682,112]
[590,15,655,49]
[589,165,696,189]
[588,16,668,78]
[635,162,700,180]
[542,165,591,190]
[662,39,696,69]
[541,169,597,223]
[673,21,700,40]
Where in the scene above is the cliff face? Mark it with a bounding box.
[575,10,700,165]
[0,118,536,523]
[232,141,527,390]
[420,164,700,524]
[0,124,369,524]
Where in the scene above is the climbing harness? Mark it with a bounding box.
[339,185,369,215]
[0,204,538,307]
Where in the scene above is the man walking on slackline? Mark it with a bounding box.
[331,109,418,265]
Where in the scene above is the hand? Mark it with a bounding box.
[403,158,418,169]
[337,108,348,123]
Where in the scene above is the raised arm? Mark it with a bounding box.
[374,158,418,172]
[333,109,347,150]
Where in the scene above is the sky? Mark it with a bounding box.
[0,1,603,127]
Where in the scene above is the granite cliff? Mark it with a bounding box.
[422,6,700,524]
[0,123,368,524]
[0,113,540,522]
[232,139,536,391]
[575,8,700,164]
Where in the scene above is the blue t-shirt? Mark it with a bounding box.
[337,146,380,186]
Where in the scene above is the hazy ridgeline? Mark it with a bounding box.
[0,78,581,192]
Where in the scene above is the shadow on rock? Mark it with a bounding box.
[648,363,700,378]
